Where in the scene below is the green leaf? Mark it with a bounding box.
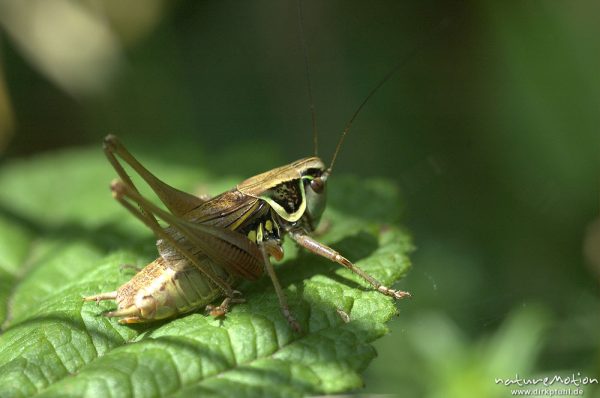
[0,147,412,398]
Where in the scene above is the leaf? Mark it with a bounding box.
[0,146,412,398]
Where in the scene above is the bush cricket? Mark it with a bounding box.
[84,4,415,332]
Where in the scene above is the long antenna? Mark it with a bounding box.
[297,0,318,156]
[328,17,451,174]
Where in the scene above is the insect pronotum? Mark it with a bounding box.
[83,2,414,332]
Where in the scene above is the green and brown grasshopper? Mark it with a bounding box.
[84,3,412,331]
[84,135,409,331]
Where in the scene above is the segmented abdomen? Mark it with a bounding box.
[115,254,237,322]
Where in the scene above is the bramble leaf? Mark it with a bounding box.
[0,147,411,398]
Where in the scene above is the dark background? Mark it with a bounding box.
[1,1,598,396]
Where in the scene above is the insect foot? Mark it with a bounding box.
[377,286,412,300]
[281,307,302,333]
[206,293,246,318]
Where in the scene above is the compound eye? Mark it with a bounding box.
[310,177,324,194]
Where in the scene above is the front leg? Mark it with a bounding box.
[290,231,411,300]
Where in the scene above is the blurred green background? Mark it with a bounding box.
[0,1,598,396]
